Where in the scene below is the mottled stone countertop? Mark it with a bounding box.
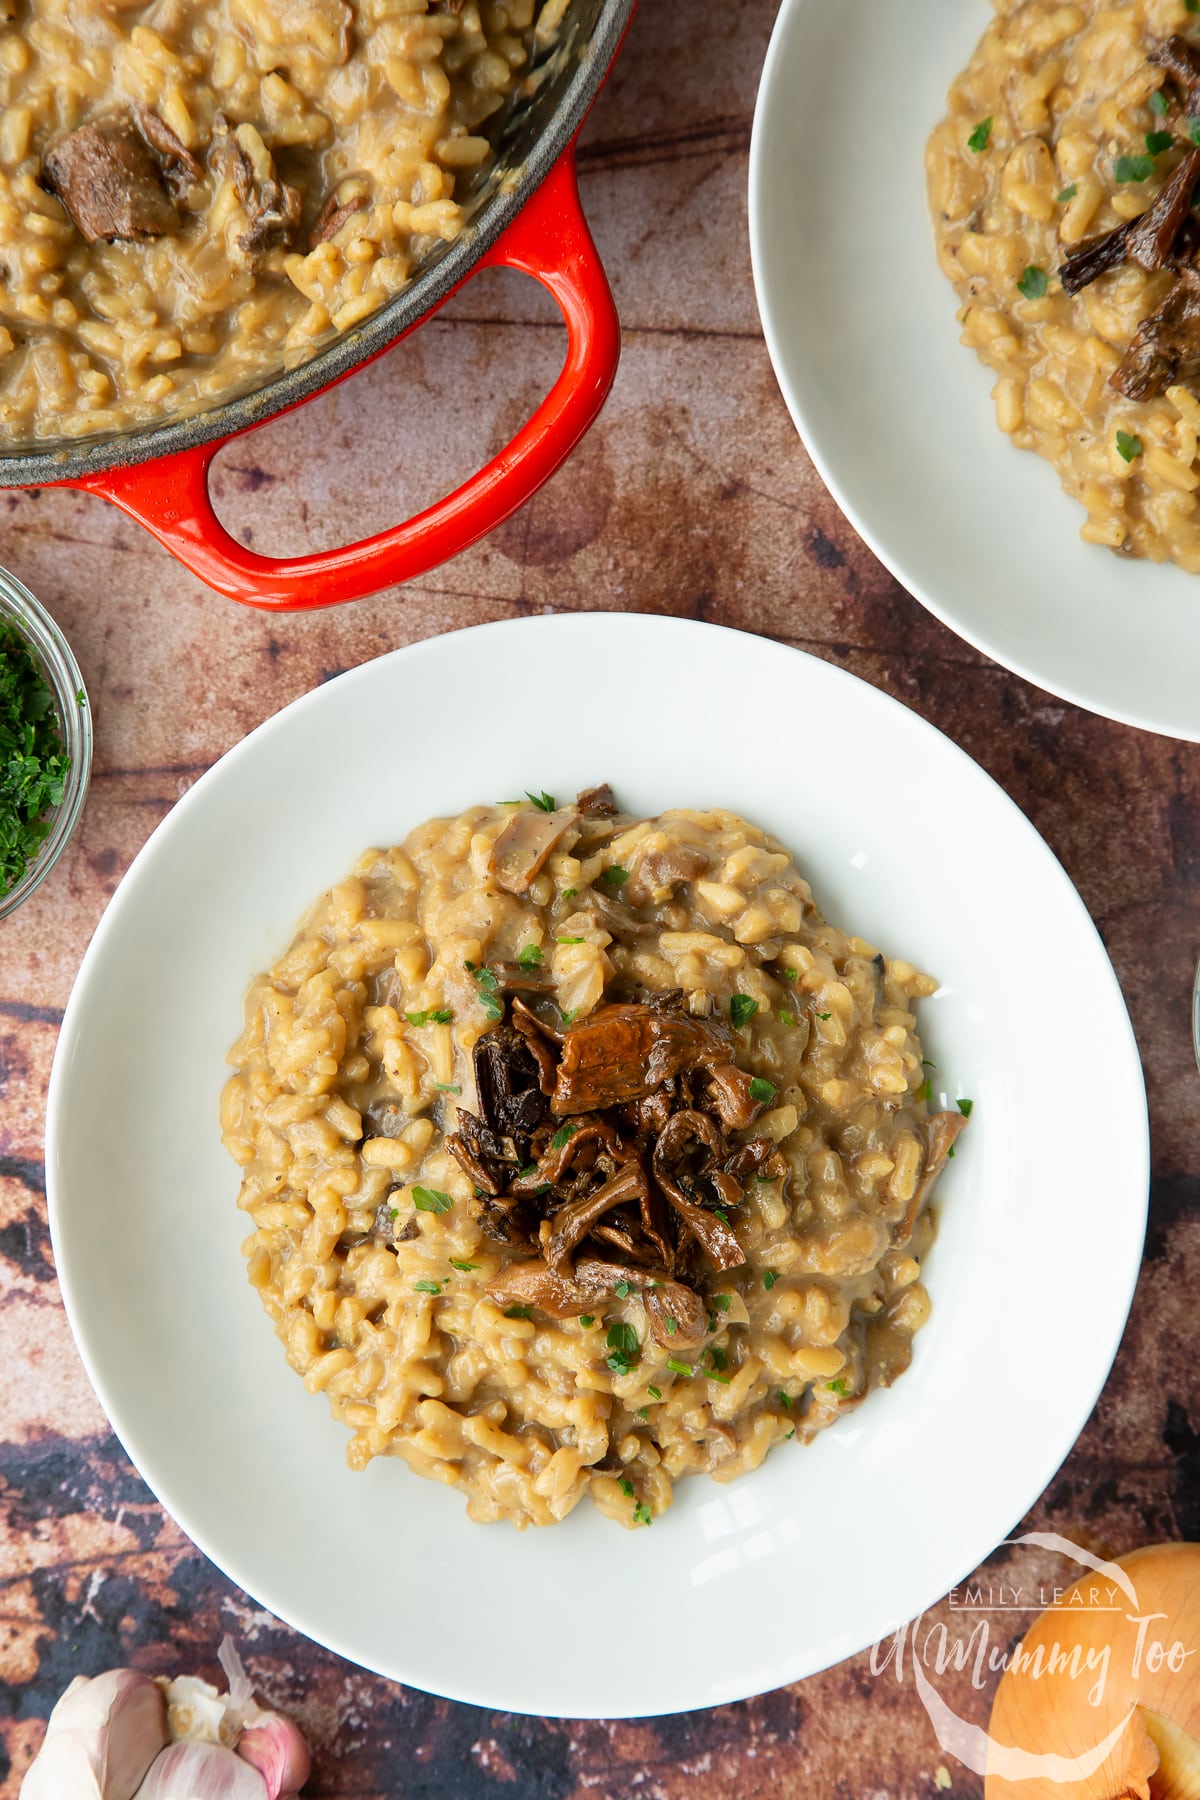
[0,2,1196,1795]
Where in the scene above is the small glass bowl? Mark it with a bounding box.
[0,568,92,924]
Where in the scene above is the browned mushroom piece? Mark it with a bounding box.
[703,1061,765,1132]
[895,1110,968,1246]
[490,959,557,997]
[651,1110,748,1271]
[551,1004,747,1115]
[132,105,202,196]
[642,1279,710,1350]
[576,783,618,817]
[545,1160,650,1273]
[507,1115,624,1195]
[485,1257,592,1318]
[1111,264,1200,400]
[624,840,710,906]
[1061,145,1200,297]
[1150,33,1200,100]
[474,1025,548,1138]
[41,114,184,243]
[446,1126,505,1197]
[490,807,577,895]
[211,116,302,255]
[309,184,368,249]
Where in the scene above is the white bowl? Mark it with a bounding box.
[750,0,1200,740]
[46,613,1148,1717]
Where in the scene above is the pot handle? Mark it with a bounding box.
[72,153,619,610]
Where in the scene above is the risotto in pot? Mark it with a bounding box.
[0,0,561,444]
[220,789,967,1529]
[928,0,1200,570]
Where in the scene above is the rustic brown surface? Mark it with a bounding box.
[0,1,1197,1795]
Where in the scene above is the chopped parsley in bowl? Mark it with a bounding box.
[0,569,91,922]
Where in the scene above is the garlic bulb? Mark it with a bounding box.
[20,1669,167,1800]
[132,1742,268,1799]
[163,1678,239,1749]
[985,1542,1200,1798]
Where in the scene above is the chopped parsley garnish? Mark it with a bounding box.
[647,1385,662,1400]
[779,966,798,982]
[1117,430,1144,462]
[1151,89,1170,117]
[1017,265,1048,300]
[414,1279,442,1295]
[406,1007,453,1026]
[1147,129,1175,156]
[466,963,502,1021]
[637,1406,649,1420]
[0,623,69,895]
[666,1358,693,1377]
[518,943,544,971]
[756,1171,775,1183]
[957,1096,975,1117]
[387,1207,400,1221]
[449,1258,479,1271]
[967,117,993,153]
[708,1347,728,1372]
[1056,183,1077,202]
[550,1123,578,1151]
[712,1208,730,1225]
[921,1058,936,1068]
[579,1314,595,1328]
[816,1011,831,1021]
[435,1082,461,1094]
[729,993,758,1029]
[779,1009,796,1027]
[602,866,629,887]
[748,1076,776,1104]
[504,1305,534,1320]
[707,1366,731,1384]
[557,935,584,945]
[633,1502,652,1526]
[606,1320,639,1374]
[784,1427,796,1441]
[712,1294,731,1313]
[517,1161,538,1179]
[827,1378,851,1397]
[1190,1,1200,14]
[412,1186,453,1213]
[776,1390,792,1409]
[762,1270,780,1290]
[562,887,577,899]
[527,790,556,812]
[666,1317,678,1335]
[918,1077,932,1103]
[560,1006,580,1026]
[619,1478,635,1498]
[614,1278,634,1299]
[1115,153,1155,183]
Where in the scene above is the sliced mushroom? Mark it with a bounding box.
[1111,263,1200,400]
[41,114,183,243]
[625,840,710,907]
[490,808,577,896]
[1061,146,1200,297]
[211,116,302,256]
[545,1160,650,1273]
[642,1279,710,1350]
[309,181,369,249]
[895,1110,968,1246]
[551,1004,742,1115]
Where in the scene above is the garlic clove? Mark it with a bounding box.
[133,1741,269,1799]
[163,1677,238,1748]
[1143,1707,1200,1800]
[21,1669,167,1800]
[236,1715,312,1800]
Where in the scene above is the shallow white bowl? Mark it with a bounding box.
[750,0,1200,740]
[46,614,1148,1717]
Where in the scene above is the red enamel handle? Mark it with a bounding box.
[70,152,619,610]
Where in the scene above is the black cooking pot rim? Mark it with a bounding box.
[1,0,635,489]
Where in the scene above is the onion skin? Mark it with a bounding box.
[985,1543,1200,1799]
[20,1669,167,1800]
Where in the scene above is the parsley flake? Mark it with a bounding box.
[602,866,629,887]
[435,1082,462,1094]
[550,1123,578,1151]
[1056,183,1077,203]
[967,117,993,153]
[414,1279,442,1294]
[406,1007,452,1026]
[557,935,584,945]
[957,1096,975,1117]
[637,1406,649,1420]
[504,1304,534,1320]
[633,1502,652,1526]
[619,1478,635,1498]
[1017,265,1048,300]
[762,1270,780,1290]
[730,993,758,1029]
[517,944,544,971]
[1151,89,1170,117]
[614,1278,634,1299]
[827,1378,851,1397]
[776,1390,792,1409]
[779,1009,796,1027]
[712,1208,730,1225]
[412,1186,453,1214]
[1147,129,1175,156]
[816,1011,832,1021]
[666,1357,693,1377]
[467,964,502,1021]
[579,1314,595,1328]
[647,1385,662,1400]
[559,1006,580,1026]
[712,1294,731,1312]
[708,1347,728,1372]
[918,1077,932,1103]
[749,1076,776,1104]
[606,1320,639,1375]
[562,887,578,899]
[666,1317,678,1335]
[1117,430,1144,462]
[526,790,556,812]
[449,1258,479,1271]
[1115,153,1155,183]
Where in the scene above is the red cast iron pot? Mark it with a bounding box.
[0,0,635,610]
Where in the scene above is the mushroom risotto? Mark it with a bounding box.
[0,0,560,443]
[928,0,1200,570]
[220,789,967,1529]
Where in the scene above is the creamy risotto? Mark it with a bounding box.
[928,0,1200,570]
[221,790,967,1529]
[0,0,561,444]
